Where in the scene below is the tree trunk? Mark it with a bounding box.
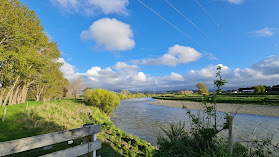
[35,85,44,101]
[18,85,26,103]
[21,87,29,103]
[11,86,20,105]
[17,86,23,104]
[8,91,13,106]
[19,81,34,103]
[36,94,40,101]
[0,88,6,107]
[3,76,20,107]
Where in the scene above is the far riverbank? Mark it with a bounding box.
[149,100,279,117]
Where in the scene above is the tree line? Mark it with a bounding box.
[0,0,71,106]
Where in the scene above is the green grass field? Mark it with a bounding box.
[0,99,154,157]
[154,94,279,105]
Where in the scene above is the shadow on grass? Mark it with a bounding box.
[98,142,122,157]
[1,111,121,157]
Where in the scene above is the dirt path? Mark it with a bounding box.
[149,100,279,117]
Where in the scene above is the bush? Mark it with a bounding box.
[84,88,120,115]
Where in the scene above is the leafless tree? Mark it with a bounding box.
[121,90,129,97]
[72,77,86,99]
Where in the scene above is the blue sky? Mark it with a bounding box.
[21,0,279,91]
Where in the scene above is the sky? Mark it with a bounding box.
[21,0,279,91]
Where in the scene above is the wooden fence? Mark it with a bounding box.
[0,124,102,157]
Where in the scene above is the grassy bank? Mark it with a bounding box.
[0,99,154,157]
[154,94,279,105]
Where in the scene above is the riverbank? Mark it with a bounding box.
[150,100,279,117]
[0,99,154,156]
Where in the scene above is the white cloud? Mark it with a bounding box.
[57,58,77,80]
[189,64,231,78]
[50,0,128,15]
[170,72,184,81]
[81,18,135,51]
[226,0,244,4]
[250,27,274,37]
[133,72,147,82]
[138,44,202,66]
[58,56,279,91]
[113,62,140,74]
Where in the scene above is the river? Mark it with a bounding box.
[111,97,279,148]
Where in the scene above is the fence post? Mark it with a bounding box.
[228,116,235,154]
[88,131,97,157]
[93,134,97,157]
[2,107,7,121]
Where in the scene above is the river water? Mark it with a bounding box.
[111,97,279,148]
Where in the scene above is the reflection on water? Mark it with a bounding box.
[111,97,279,147]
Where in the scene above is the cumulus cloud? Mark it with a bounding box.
[58,56,279,91]
[189,64,231,78]
[83,63,147,90]
[81,18,135,51]
[50,0,129,15]
[136,44,202,66]
[113,62,140,74]
[57,58,77,80]
[250,27,274,37]
[133,72,147,82]
[170,72,184,81]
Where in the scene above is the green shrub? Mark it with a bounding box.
[84,88,120,115]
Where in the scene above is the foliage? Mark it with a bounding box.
[155,121,274,157]
[196,83,209,95]
[0,0,69,106]
[117,91,157,100]
[254,85,266,93]
[84,88,120,115]
[155,66,276,156]
[214,66,227,94]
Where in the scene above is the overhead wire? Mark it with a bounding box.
[165,0,208,38]
[193,0,235,43]
[137,0,201,47]
[165,0,229,54]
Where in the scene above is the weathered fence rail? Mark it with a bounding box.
[0,124,102,157]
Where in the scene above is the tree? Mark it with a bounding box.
[0,0,66,105]
[253,85,265,93]
[62,79,73,98]
[196,83,209,95]
[0,0,49,106]
[72,77,86,99]
[121,90,129,97]
[213,66,227,94]
[84,88,120,115]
